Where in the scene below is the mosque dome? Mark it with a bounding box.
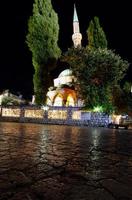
[58,69,72,78]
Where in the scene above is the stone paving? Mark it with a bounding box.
[0,122,132,200]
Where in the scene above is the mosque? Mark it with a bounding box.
[46,5,83,107]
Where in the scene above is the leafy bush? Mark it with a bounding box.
[1,96,19,106]
[63,47,129,113]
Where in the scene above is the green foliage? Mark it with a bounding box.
[123,81,131,93]
[87,16,108,49]
[26,0,61,104]
[1,96,19,106]
[112,84,132,115]
[122,82,132,115]
[125,93,132,115]
[63,47,129,113]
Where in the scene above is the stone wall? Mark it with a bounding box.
[0,106,110,127]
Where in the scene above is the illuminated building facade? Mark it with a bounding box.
[47,69,77,106]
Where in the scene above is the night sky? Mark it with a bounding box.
[0,0,131,99]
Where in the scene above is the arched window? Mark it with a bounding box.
[53,94,63,106]
[66,95,75,107]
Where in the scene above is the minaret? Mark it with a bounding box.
[72,4,82,48]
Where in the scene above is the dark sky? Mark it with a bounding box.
[0,0,131,98]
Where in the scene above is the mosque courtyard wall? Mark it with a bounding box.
[0,106,110,127]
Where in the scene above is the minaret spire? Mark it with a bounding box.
[73,4,78,22]
[72,4,82,48]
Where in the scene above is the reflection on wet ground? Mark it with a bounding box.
[0,122,132,200]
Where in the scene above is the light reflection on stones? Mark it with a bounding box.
[0,122,132,200]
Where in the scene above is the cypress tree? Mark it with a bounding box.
[26,0,61,104]
[87,16,108,49]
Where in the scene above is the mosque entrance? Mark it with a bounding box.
[53,95,63,106]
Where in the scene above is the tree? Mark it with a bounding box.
[111,83,132,115]
[123,81,132,94]
[87,16,108,49]
[122,82,132,115]
[63,47,129,113]
[26,0,61,104]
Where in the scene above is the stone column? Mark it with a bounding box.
[20,107,25,122]
[0,106,1,117]
[67,107,73,124]
[42,106,49,123]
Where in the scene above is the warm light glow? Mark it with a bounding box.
[53,96,63,106]
[48,110,67,119]
[46,98,52,106]
[47,67,77,107]
[112,115,121,124]
[72,111,81,120]
[25,110,43,118]
[2,108,20,117]
[66,95,75,106]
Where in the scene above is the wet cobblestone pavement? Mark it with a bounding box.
[0,122,132,200]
